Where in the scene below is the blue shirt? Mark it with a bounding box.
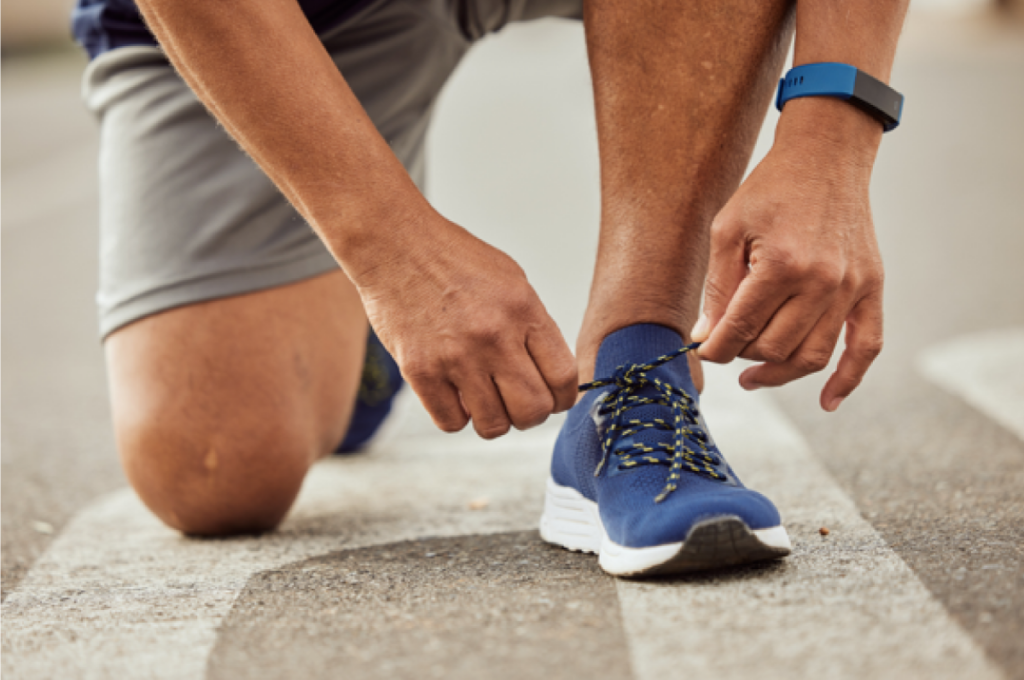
[72,0,369,59]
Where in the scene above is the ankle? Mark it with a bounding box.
[576,315,701,388]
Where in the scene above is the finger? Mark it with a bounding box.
[738,300,849,389]
[688,351,705,394]
[526,319,577,414]
[406,375,469,434]
[740,292,831,365]
[456,374,512,440]
[494,349,556,431]
[693,220,748,342]
[698,264,792,364]
[820,293,884,411]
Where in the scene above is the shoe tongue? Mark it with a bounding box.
[594,324,705,459]
[595,324,697,397]
[595,324,681,373]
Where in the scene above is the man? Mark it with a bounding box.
[73,0,907,576]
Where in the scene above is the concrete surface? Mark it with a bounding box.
[3,8,1023,680]
[1,369,1004,679]
[920,328,1024,441]
[772,11,1024,674]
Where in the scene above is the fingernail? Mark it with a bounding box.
[691,314,710,342]
[827,397,845,412]
[744,382,763,391]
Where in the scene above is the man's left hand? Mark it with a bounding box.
[692,99,886,412]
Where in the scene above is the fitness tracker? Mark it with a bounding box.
[775,63,904,132]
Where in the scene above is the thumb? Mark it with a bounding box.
[693,221,747,343]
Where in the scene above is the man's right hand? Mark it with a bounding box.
[353,214,578,439]
[131,0,576,437]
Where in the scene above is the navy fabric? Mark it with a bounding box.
[72,0,371,59]
[336,328,404,453]
[550,323,782,548]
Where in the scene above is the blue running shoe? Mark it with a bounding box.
[539,324,791,576]
[336,329,404,454]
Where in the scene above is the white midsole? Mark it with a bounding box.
[538,476,792,575]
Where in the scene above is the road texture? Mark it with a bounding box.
[3,8,1023,679]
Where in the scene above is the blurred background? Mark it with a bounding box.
[3,0,1023,677]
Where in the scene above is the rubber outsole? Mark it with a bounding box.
[539,477,791,577]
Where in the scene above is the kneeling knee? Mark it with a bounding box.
[117,417,317,536]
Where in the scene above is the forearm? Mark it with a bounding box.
[137,0,430,278]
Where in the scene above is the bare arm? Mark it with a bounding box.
[140,0,422,254]
[136,0,577,436]
[695,0,910,411]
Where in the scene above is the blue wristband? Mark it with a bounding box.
[775,62,904,132]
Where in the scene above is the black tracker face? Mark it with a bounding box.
[852,69,904,132]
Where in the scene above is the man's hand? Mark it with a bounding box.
[693,99,886,412]
[132,0,576,438]
[354,215,578,438]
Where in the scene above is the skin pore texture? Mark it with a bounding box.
[112,0,909,534]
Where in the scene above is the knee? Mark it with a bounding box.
[115,412,319,536]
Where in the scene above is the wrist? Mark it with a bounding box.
[775,96,883,168]
[323,186,441,286]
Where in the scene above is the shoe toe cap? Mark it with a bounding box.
[602,484,782,549]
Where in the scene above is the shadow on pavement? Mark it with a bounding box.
[207,531,633,680]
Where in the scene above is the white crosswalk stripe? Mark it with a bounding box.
[919,327,1024,442]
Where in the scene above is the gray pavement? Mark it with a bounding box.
[3,9,1023,680]
[774,13,1024,673]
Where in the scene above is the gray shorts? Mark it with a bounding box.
[83,0,580,338]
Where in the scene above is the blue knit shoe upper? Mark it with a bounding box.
[550,324,781,548]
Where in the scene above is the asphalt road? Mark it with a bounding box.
[3,9,1023,679]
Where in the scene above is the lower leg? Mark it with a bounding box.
[577,0,795,382]
[105,270,367,535]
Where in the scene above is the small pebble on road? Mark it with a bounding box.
[31,521,54,535]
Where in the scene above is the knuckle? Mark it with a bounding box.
[809,262,844,290]
[864,267,885,290]
[756,340,793,365]
[847,263,884,294]
[710,213,741,242]
[402,357,438,384]
[726,316,761,345]
[475,419,511,440]
[513,403,552,430]
[761,250,844,292]
[758,247,799,278]
[435,413,468,434]
[794,349,831,374]
[856,336,884,361]
[468,320,503,347]
[507,285,536,316]
[842,273,864,295]
[551,364,579,393]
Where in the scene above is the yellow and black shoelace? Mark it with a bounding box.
[579,343,724,503]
